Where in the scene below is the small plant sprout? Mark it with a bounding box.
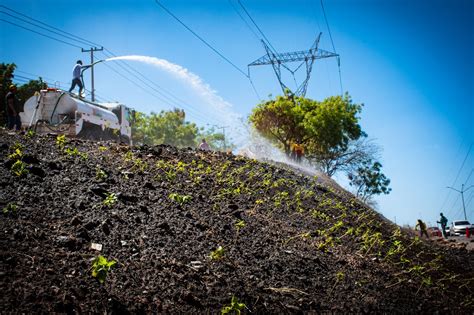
[210,246,225,260]
[91,255,116,283]
[8,148,24,161]
[98,145,108,152]
[56,134,66,150]
[235,219,246,230]
[221,296,246,315]
[11,160,28,177]
[96,167,108,180]
[336,271,345,282]
[103,193,118,208]
[25,129,36,138]
[3,203,17,214]
[169,193,192,206]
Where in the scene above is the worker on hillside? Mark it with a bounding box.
[293,142,304,163]
[68,60,89,97]
[415,219,429,239]
[199,139,211,151]
[437,212,448,239]
[5,84,21,130]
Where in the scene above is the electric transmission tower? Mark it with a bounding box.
[248,33,339,97]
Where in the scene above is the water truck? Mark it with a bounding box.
[20,88,133,144]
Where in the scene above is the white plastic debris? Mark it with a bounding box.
[91,243,103,251]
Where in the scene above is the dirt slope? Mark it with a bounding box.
[1,130,473,313]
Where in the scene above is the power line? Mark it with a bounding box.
[237,0,277,54]
[228,0,261,42]
[154,0,249,78]
[0,5,100,47]
[0,10,92,48]
[154,0,262,101]
[440,142,473,215]
[320,0,343,96]
[0,19,83,49]
[463,168,474,186]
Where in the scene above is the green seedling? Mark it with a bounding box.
[25,129,36,138]
[11,160,28,177]
[96,167,108,180]
[98,145,108,152]
[210,246,225,260]
[56,134,66,150]
[91,255,116,283]
[2,203,17,214]
[336,271,345,282]
[221,296,246,315]
[8,148,24,161]
[166,169,176,181]
[169,193,192,206]
[103,193,117,208]
[235,220,246,230]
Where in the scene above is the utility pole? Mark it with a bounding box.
[82,47,103,102]
[447,184,474,221]
[216,125,229,152]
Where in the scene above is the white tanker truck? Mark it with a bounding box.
[21,88,133,144]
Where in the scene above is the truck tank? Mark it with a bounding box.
[21,89,132,144]
[22,89,118,126]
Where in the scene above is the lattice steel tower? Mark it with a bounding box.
[248,33,339,97]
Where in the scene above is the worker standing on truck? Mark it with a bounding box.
[68,60,85,96]
[437,212,448,239]
[5,84,21,130]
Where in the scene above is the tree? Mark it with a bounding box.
[16,78,47,105]
[0,63,47,126]
[0,63,16,125]
[348,160,391,202]
[250,93,365,174]
[249,95,308,155]
[249,93,391,201]
[132,109,199,147]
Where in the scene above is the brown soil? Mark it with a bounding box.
[1,130,473,313]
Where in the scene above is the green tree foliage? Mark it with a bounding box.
[133,109,199,147]
[199,126,234,152]
[133,109,233,150]
[249,93,391,201]
[16,78,47,105]
[348,160,391,202]
[0,63,16,125]
[249,95,307,155]
[1,63,47,126]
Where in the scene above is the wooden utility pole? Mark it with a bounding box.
[82,47,103,102]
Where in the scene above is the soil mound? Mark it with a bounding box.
[1,130,473,313]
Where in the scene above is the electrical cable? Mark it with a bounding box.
[154,0,249,78]
[320,0,343,95]
[154,1,263,101]
[0,11,93,48]
[0,5,100,47]
[227,0,261,43]
[237,0,277,55]
[0,19,83,49]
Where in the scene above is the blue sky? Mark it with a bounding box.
[1,0,473,227]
